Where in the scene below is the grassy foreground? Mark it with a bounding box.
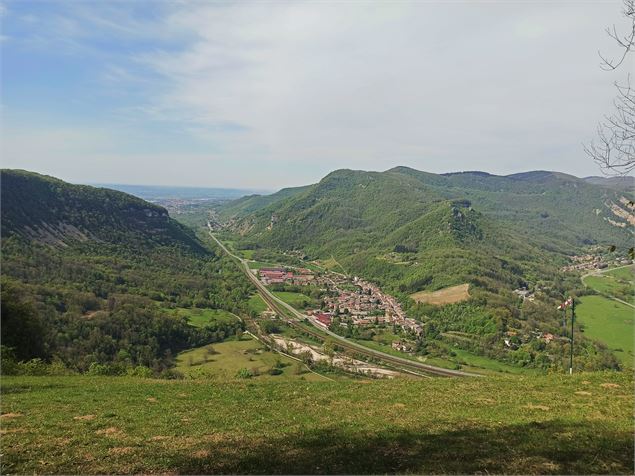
[1,372,633,474]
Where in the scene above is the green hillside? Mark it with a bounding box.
[1,170,254,375]
[1,169,203,250]
[217,184,312,221]
[216,168,633,371]
[2,372,632,474]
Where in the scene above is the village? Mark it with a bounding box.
[257,266,423,337]
[560,253,632,273]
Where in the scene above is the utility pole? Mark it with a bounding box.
[569,298,575,375]
[561,306,566,371]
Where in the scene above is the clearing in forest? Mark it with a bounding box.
[410,283,470,305]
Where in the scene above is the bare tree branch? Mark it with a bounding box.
[587,0,635,176]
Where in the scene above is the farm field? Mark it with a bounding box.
[165,307,239,328]
[576,295,634,367]
[272,291,315,309]
[583,265,634,303]
[247,261,280,270]
[606,265,635,281]
[174,337,323,381]
[2,372,632,475]
[410,283,470,305]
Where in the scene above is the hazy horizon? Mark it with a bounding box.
[5,165,633,192]
[2,1,633,188]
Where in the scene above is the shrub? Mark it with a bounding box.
[127,366,154,378]
[236,368,253,379]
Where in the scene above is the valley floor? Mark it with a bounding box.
[2,372,633,474]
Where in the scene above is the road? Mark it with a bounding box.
[208,226,478,378]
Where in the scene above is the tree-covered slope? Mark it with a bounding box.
[394,167,634,251]
[222,167,632,289]
[1,170,253,374]
[1,169,202,250]
[217,184,311,221]
[224,167,633,274]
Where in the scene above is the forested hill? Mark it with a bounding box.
[1,169,202,251]
[220,166,633,295]
[1,170,254,375]
[223,167,634,256]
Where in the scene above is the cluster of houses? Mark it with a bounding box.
[316,276,423,335]
[561,255,610,273]
[560,253,633,273]
[258,267,315,285]
[503,329,559,349]
[258,264,424,337]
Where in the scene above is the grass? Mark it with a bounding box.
[350,336,535,375]
[165,307,239,328]
[247,294,268,316]
[576,295,634,367]
[247,261,281,270]
[320,256,347,274]
[583,265,634,303]
[174,337,323,382]
[606,265,635,281]
[446,346,540,375]
[240,249,256,260]
[410,283,470,305]
[272,291,315,310]
[1,372,633,474]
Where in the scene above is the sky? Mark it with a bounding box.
[1,0,632,189]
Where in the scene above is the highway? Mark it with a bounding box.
[208,226,478,378]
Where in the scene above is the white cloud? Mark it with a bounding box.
[2,0,631,187]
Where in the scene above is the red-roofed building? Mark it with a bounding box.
[314,312,332,327]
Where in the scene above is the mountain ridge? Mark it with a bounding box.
[1,169,204,251]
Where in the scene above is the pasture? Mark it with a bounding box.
[410,283,470,305]
[166,307,239,328]
[583,265,634,303]
[272,291,315,309]
[576,295,634,367]
[175,337,322,381]
[2,372,632,474]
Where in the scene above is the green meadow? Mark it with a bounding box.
[576,295,634,367]
[272,291,316,309]
[2,372,632,475]
[174,337,323,381]
[165,307,240,328]
[583,265,634,303]
[247,294,269,316]
[247,261,281,270]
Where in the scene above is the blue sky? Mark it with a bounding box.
[1,1,632,188]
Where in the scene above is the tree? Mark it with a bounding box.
[585,0,634,175]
